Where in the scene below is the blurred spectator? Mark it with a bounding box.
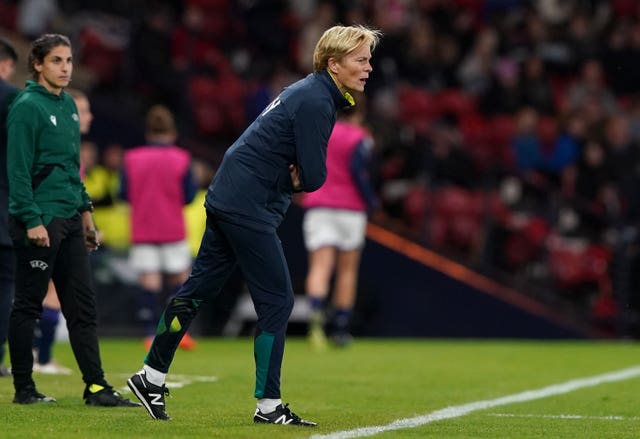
[480,58,523,116]
[512,107,545,179]
[546,112,586,183]
[627,96,640,142]
[302,102,379,349]
[519,55,555,114]
[424,115,475,189]
[561,140,618,241]
[604,113,640,221]
[121,105,197,350]
[397,17,439,89]
[171,3,226,75]
[184,158,214,257]
[602,19,640,95]
[239,0,293,66]
[535,0,576,25]
[457,27,499,95]
[129,3,191,131]
[295,0,336,73]
[565,12,602,70]
[566,59,617,116]
[17,0,60,40]
[435,32,463,89]
[0,35,18,378]
[90,143,130,251]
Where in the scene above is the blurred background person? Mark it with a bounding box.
[302,99,379,348]
[121,104,197,350]
[184,158,215,257]
[0,36,18,377]
[87,142,129,251]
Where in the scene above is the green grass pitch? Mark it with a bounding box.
[0,338,639,438]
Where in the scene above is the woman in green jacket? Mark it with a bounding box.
[6,33,137,407]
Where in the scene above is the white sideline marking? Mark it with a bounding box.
[488,413,640,421]
[309,366,640,439]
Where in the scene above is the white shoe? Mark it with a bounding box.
[33,361,73,375]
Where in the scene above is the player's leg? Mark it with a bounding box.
[302,208,338,348]
[327,210,367,346]
[130,244,163,348]
[330,248,363,346]
[33,280,71,375]
[129,214,237,420]
[305,246,335,348]
[162,240,197,351]
[217,219,315,425]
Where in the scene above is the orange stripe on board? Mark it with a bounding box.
[365,223,605,338]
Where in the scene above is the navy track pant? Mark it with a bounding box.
[146,211,294,399]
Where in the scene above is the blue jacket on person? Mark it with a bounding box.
[205,70,351,232]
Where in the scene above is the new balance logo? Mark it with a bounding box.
[29,260,48,270]
[274,415,294,425]
[261,98,281,117]
[149,393,164,406]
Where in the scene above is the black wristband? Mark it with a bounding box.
[79,201,94,213]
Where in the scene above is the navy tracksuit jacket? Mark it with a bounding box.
[146,70,351,399]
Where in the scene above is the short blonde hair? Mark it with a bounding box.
[313,25,382,72]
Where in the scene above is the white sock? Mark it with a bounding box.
[257,398,282,414]
[142,364,166,387]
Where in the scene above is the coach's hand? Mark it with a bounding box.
[289,163,302,192]
[27,224,50,247]
[81,210,100,251]
[85,228,100,251]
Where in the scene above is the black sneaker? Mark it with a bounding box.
[13,386,56,404]
[84,384,141,407]
[253,403,317,426]
[127,371,171,420]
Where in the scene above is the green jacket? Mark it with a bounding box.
[7,80,91,229]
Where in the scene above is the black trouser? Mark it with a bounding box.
[146,211,294,399]
[0,245,14,365]
[8,215,107,392]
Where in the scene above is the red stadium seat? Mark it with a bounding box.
[189,75,245,137]
[398,85,437,136]
[428,187,484,252]
[0,2,17,31]
[403,185,431,232]
[435,89,478,118]
[79,28,124,86]
[546,235,615,320]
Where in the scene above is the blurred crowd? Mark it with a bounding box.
[2,0,640,335]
